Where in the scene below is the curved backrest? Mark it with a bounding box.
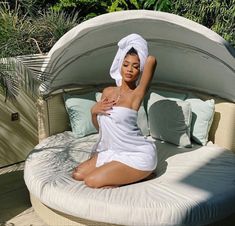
[37,86,235,153]
[40,10,235,102]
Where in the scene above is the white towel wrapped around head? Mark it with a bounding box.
[110,33,148,86]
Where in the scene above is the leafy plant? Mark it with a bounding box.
[0,1,80,57]
[108,0,140,12]
[0,59,19,100]
[0,2,38,57]
[7,0,57,17]
[0,1,79,100]
[51,0,109,20]
[143,0,172,11]
[172,0,235,47]
[32,10,80,53]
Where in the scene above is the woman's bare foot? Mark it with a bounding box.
[72,154,98,181]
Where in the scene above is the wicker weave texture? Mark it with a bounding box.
[30,194,121,226]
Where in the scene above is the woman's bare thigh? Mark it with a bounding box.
[84,161,152,188]
[72,153,98,181]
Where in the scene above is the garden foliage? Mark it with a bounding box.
[1,0,234,58]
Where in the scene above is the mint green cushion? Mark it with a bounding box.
[148,93,192,147]
[186,98,215,145]
[147,92,165,112]
[156,90,188,101]
[63,92,97,138]
[136,104,149,136]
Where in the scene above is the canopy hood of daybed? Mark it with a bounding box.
[40,10,235,101]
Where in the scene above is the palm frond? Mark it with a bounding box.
[0,58,19,101]
[0,54,50,101]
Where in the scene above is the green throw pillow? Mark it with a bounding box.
[149,97,192,147]
[63,92,97,138]
[156,90,188,101]
[147,91,187,112]
[186,98,215,145]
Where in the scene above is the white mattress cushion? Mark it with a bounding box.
[24,132,235,226]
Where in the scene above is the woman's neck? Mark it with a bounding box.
[119,82,136,93]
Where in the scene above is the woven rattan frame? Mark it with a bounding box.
[30,193,121,226]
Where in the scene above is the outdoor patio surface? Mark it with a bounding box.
[0,162,47,226]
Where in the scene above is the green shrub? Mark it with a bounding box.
[51,0,110,20]
[142,0,172,11]
[32,10,80,53]
[50,0,234,47]
[171,0,235,47]
[0,59,19,100]
[0,3,38,57]
[0,2,80,56]
[0,0,234,58]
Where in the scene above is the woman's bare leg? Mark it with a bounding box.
[84,161,152,188]
[72,154,98,181]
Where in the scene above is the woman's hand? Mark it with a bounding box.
[91,97,116,116]
[91,97,115,130]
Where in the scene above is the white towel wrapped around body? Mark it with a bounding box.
[94,106,157,171]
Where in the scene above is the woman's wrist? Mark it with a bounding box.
[91,106,97,116]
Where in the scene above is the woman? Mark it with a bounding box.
[72,34,157,188]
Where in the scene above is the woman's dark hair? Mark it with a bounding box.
[126,47,138,56]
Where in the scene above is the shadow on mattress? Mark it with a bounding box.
[178,149,235,225]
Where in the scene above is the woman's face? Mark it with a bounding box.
[121,54,140,84]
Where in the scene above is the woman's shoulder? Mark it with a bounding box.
[102,86,117,95]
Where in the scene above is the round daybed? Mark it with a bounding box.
[24,10,235,226]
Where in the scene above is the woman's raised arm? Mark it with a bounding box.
[137,55,157,98]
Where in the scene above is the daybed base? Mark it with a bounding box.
[31,194,235,226]
[30,194,119,226]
